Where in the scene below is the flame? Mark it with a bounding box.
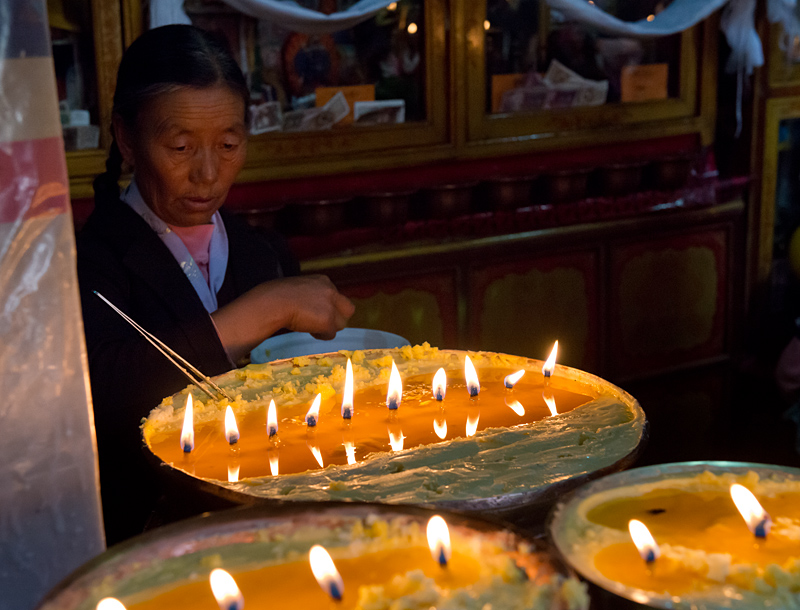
[209,569,244,610]
[433,416,447,439]
[180,394,194,452]
[306,393,322,426]
[308,441,324,468]
[432,368,447,401]
[543,390,558,416]
[224,405,239,444]
[466,411,480,437]
[96,599,127,610]
[267,399,278,437]
[389,428,405,451]
[426,515,452,567]
[505,397,525,416]
[227,463,240,483]
[464,356,480,397]
[504,369,525,388]
[543,341,558,378]
[344,440,356,464]
[309,545,344,601]
[731,484,773,537]
[341,358,354,419]
[386,359,402,410]
[269,449,279,476]
[628,519,660,562]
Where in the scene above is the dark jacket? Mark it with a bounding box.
[77,193,296,543]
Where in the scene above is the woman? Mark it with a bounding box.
[77,24,354,544]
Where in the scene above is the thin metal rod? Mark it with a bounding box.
[93,291,233,401]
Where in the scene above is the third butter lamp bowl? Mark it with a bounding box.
[143,344,646,529]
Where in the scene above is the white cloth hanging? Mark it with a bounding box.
[150,0,396,34]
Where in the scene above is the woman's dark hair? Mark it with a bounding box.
[94,24,250,201]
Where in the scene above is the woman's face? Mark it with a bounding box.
[116,85,248,226]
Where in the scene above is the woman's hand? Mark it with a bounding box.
[211,275,355,362]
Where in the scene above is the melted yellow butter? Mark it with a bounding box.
[126,546,482,610]
[588,488,800,592]
[149,368,592,480]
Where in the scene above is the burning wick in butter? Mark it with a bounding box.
[504,369,525,389]
[628,519,660,563]
[543,341,558,379]
[731,484,773,538]
[427,515,452,568]
[464,356,480,397]
[209,568,244,610]
[96,598,127,610]
[180,394,194,453]
[432,367,447,401]
[386,359,402,410]
[310,545,344,601]
[267,398,278,438]
[224,405,239,445]
[306,393,322,427]
[341,358,354,419]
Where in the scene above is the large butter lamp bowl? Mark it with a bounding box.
[548,461,800,609]
[36,503,590,610]
[142,344,647,530]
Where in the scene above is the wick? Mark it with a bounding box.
[182,442,192,453]
[434,389,444,401]
[228,434,239,446]
[306,415,317,427]
[342,406,352,419]
[227,602,241,610]
[387,399,398,411]
[328,582,343,602]
[504,381,514,389]
[468,386,479,398]
[644,549,657,563]
[754,519,770,539]
[437,547,448,567]
[268,426,278,438]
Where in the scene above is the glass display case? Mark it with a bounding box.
[768,2,800,89]
[122,0,448,185]
[465,0,714,146]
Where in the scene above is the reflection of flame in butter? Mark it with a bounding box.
[543,341,558,378]
[309,545,344,601]
[96,598,127,610]
[433,416,447,439]
[224,405,239,444]
[464,356,480,397]
[505,397,525,416]
[389,428,405,451]
[341,358,354,418]
[180,394,194,452]
[309,442,324,468]
[344,441,356,464]
[209,568,244,610]
[269,450,279,476]
[426,515,452,567]
[432,367,447,400]
[466,412,480,437]
[731,484,772,537]
[543,390,557,416]
[387,359,402,409]
[227,463,240,483]
[628,519,660,562]
[504,369,525,388]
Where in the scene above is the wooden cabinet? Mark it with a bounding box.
[61,0,716,199]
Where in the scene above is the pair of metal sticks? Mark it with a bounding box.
[93,291,233,402]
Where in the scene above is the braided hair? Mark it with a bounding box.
[93,24,250,202]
